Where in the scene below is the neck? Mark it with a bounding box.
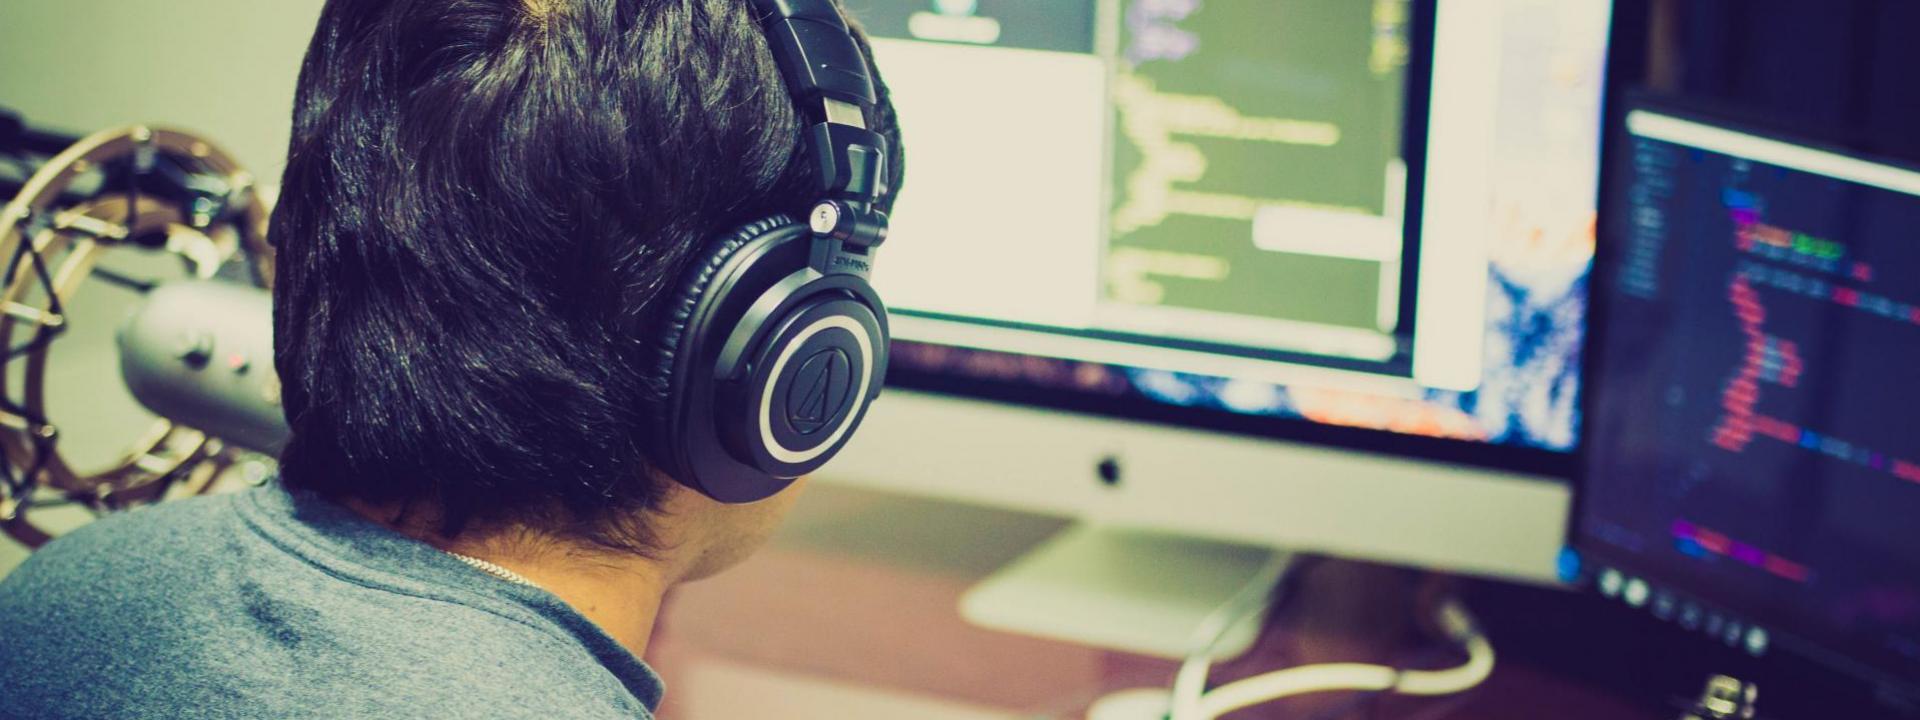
[343,499,676,659]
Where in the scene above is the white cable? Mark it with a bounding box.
[1168,553,1293,720]
[1192,598,1495,720]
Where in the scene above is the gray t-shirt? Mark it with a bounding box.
[0,485,663,719]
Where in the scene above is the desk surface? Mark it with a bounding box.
[645,484,1660,719]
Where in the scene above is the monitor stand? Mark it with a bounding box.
[959,521,1291,660]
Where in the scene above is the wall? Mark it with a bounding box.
[0,0,326,181]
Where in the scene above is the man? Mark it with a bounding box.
[0,0,903,717]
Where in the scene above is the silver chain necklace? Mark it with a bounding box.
[444,550,541,588]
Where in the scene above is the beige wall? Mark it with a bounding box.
[0,0,326,182]
[0,1,325,575]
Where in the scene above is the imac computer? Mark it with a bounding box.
[1575,100,1920,705]
[821,0,1618,654]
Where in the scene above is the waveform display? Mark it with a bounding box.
[1729,196,1918,328]
[1712,203,1920,488]
[1735,261,1920,327]
[1102,0,1411,334]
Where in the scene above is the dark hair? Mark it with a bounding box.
[269,0,903,551]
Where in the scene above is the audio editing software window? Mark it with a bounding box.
[863,0,1419,367]
[1584,110,1920,677]
[858,2,1108,331]
[855,0,1612,446]
[1098,1,1412,360]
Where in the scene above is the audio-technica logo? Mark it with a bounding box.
[786,348,853,435]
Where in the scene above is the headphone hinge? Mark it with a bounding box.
[807,200,887,277]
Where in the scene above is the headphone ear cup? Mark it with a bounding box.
[718,295,886,478]
[642,213,888,503]
[642,216,802,478]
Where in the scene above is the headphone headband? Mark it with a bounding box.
[750,0,877,107]
[749,0,891,259]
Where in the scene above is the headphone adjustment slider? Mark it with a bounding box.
[807,199,889,279]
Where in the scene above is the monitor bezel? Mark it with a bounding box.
[887,343,1574,478]
[1571,90,1920,702]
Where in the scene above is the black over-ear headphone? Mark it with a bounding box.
[642,0,892,503]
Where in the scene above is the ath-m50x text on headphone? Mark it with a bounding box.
[641,0,893,503]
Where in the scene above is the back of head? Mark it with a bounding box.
[269,0,902,551]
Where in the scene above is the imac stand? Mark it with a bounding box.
[959,522,1291,660]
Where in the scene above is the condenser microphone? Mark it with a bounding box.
[118,280,289,453]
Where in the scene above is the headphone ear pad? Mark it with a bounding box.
[642,215,802,469]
